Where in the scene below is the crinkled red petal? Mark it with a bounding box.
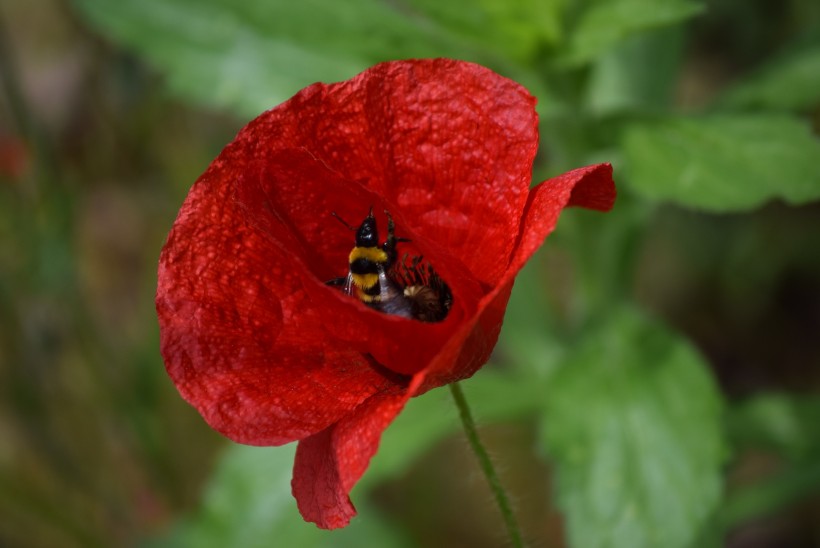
[192,59,540,377]
[292,375,424,529]
[231,146,483,377]
[157,165,395,445]
[418,163,615,391]
[509,163,615,275]
[159,59,540,446]
[233,58,539,287]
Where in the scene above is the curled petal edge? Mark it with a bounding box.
[292,375,426,529]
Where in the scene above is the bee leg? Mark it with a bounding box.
[384,210,411,264]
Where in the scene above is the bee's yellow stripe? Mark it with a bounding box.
[357,289,380,303]
[352,272,379,290]
[350,246,388,264]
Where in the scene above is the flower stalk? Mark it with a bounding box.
[450,382,524,548]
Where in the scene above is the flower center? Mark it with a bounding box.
[390,254,452,323]
[326,209,452,322]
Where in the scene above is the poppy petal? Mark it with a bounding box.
[235,59,540,286]
[416,164,615,390]
[157,168,395,445]
[292,375,424,528]
[566,163,617,212]
[417,279,514,392]
[509,163,615,275]
[235,149,487,379]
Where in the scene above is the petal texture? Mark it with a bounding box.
[157,159,394,445]
[421,163,616,391]
[510,163,616,274]
[292,375,423,528]
[231,59,540,286]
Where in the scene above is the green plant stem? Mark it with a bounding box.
[449,382,524,548]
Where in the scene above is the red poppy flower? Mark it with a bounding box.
[156,59,615,529]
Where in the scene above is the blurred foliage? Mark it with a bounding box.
[2,0,820,547]
[623,114,820,210]
[152,443,415,548]
[719,36,820,111]
[540,307,725,548]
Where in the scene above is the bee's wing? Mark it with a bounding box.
[343,272,354,296]
[325,273,356,297]
[377,266,392,303]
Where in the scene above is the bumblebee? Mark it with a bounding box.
[327,208,452,323]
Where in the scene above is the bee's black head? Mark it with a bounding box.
[355,209,378,247]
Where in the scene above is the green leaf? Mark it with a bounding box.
[586,27,685,114]
[540,307,726,548]
[559,0,704,66]
[406,0,567,62]
[151,444,412,548]
[622,114,820,211]
[72,0,545,117]
[72,0,449,116]
[719,39,820,111]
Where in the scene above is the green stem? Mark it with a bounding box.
[449,382,524,548]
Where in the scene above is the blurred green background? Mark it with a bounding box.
[1,0,819,547]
